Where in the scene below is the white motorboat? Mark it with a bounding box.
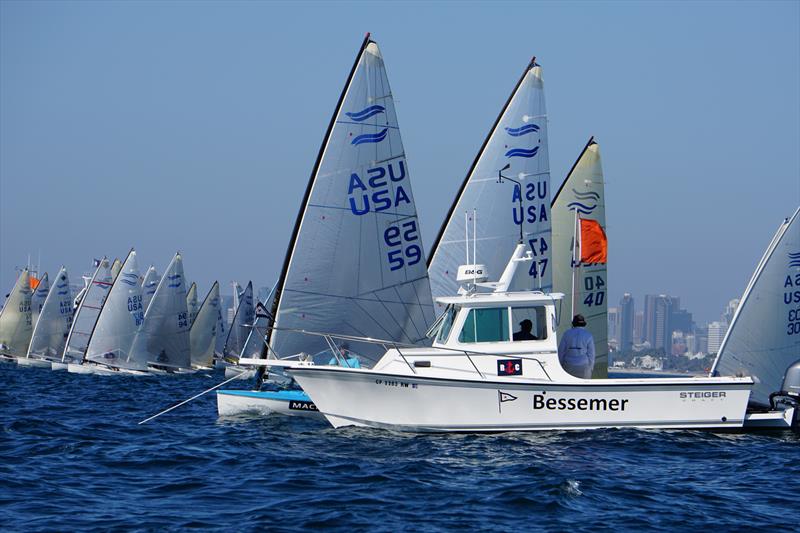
[243,243,797,433]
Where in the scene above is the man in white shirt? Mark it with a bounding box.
[558,314,596,379]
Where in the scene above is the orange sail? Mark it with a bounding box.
[29,276,41,290]
[579,218,608,264]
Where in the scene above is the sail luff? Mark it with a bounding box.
[27,266,73,361]
[710,207,800,406]
[265,34,373,351]
[427,58,539,267]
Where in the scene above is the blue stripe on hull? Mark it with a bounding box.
[218,389,311,402]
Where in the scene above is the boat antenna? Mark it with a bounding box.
[497,163,524,243]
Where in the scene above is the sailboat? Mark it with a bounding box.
[30,272,50,332]
[59,258,114,370]
[0,269,33,360]
[110,258,122,279]
[428,57,552,314]
[551,138,608,378]
[186,282,199,327]
[222,298,273,379]
[129,252,192,373]
[711,207,800,416]
[20,267,74,367]
[141,265,159,311]
[218,34,435,416]
[189,281,221,370]
[75,249,148,375]
[222,281,254,363]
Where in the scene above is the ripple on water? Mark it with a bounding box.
[1,364,799,531]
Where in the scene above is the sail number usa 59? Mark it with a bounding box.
[384,220,421,271]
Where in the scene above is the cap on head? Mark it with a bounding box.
[572,314,587,327]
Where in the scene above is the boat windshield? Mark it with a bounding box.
[433,305,458,343]
[458,307,510,343]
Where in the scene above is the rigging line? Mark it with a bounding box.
[137,371,248,425]
[391,283,424,342]
[375,286,413,343]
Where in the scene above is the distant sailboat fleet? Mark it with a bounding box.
[3,34,798,433]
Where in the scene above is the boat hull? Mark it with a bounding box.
[224,365,254,379]
[217,389,325,419]
[289,367,754,432]
[16,357,52,368]
[50,362,68,371]
[67,363,148,376]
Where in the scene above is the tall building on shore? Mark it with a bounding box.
[608,307,620,345]
[634,311,644,345]
[707,321,728,354]
[644,294,675,353]
[619,294,635,352]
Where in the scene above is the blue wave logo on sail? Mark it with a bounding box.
[505,146,539,158]
[120,278,138,286]
[567,188,599,214]
[57,290,69,295]
[168,282,182,288]
[345,105,385,122]
[352,128,389,146]
[789,252,800,268]
[167,274,181,280]
[505,124,539,137]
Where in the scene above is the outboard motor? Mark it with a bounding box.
[769,359,800,433]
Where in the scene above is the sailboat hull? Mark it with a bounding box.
[50,362,68,371]
[289,367,754,432]
[16,357,51,368]
[216,389,325,419]
[67,363,148,376]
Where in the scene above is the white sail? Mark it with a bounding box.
[141,265,159,311]
[268,35,435,362]
[190,281,220,369]
[129,252,191,369]
[110,258,122,279]
[30,272,50,330]
[27,267,73,361]
[239,301,272,361]
[85,250,145,369]
[551,139,608,378]
[186,282,199,326]
[711,207,800,406]
[0,269,33,356]
[62,259,114,363]
[223,281,254,360]
[428,58,553,309]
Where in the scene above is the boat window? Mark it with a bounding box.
[458,307,510,343]
[434,305,458,343]
[511,306,548,341]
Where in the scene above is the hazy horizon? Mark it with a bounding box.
[2,1,798,325]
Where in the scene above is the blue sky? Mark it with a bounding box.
[1,1,798,323]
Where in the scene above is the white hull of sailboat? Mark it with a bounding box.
[216,389,325,419]
[147,364,196,375]
[289,367,754,432]
[50,362,68,371]
[16,357,52,368]
[224,365,254,379]
[67,362,148,376]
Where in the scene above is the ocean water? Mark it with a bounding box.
[2,362,798,532]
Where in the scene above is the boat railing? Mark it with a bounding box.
[250,325,554,382]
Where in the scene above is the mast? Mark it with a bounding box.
[254,35,373,384]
